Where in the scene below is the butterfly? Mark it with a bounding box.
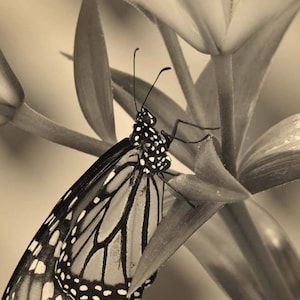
[2,61,180,299]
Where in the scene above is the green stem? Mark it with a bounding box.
[213,55,292,299]
[157,20,207,126]
[11,102,111,157]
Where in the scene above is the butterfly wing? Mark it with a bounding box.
[3,138,132,300]
[55,160,164,299]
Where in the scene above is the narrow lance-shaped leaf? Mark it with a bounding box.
[233,3,300,158]
[194,4,300,160]
[128,137,250,296]
[247,201,300,298]
[74,0,116,142]
[185,210,265,300]
[11,103,111,157]
[0,50,24,125]
[185,200,300,299]
[239,113,300,194]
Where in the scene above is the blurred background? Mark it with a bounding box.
[0,1,300,299]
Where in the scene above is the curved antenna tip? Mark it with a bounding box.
[162,67,171,71]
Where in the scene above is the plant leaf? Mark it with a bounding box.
[185,200,300,299]
[238,114,300,193]
[248,201,300,298]
[185,209,265,300]
[0,50,24,125]
[74,0,116,142]
[170,136,250,205]
[194,5,299,159]
[233,4,299,158]
[128,137,249,296]
[12,103,111,156]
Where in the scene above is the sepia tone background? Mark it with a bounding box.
[0,1,300,299]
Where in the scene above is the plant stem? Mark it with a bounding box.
[212,55,236,175]
[12,103,111,157]
[213,54,292,299]
[157,20,207,126]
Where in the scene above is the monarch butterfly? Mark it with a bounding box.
[3,51,216,299]
[3,51,178,299]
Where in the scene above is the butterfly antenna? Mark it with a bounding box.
[133,48,139,112]
[141,67,171,109]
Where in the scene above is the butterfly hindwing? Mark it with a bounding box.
[55,150,164,299]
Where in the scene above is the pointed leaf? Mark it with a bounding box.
[194,61,219,136]
[0,50,24,125]
[194,5,299,158]
[233,4,299,158]
[222,1,299,53]
[12,103,111,157]
[247,201,300,298]
[128,137,249,295]
[185,211,265,300]
[170,136,250,205]
[239,114,300,193]
[74,0,116,142]
[128,199,223,297]
[185,200,300,299]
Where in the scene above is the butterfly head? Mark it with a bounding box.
[136,108,156,126]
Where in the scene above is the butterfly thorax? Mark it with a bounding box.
[130,108,171,175]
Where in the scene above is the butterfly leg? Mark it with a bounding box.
[161,119,219,146]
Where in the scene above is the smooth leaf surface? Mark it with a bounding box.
[12,103,111,157]
[194,4,299,159]
[170,136,250,204]
[222,0,299,53]
[185,200,300,299]
[185,209,265,300]
[128,199,223,297]
[233,4,299,158]
[128,137,248,296]
[0,50,24,125]
[127,0,299,54]
[239,114,300,193]
[248,201,300,298]
[74,0,116,142]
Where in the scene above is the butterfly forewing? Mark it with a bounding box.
[3,139,132,300]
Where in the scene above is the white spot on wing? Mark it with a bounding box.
[103,170,116,185]
[63,190,72,200]
[117,289,127,295]
[29,259,38,271]
[34,260,46,274]
[54,240,63,258]
[65,211,73,220]
[33,243,42,256]
[68,196,78,209]
[28,240,38,252]
[79,285,88,291]
[49,230,60,246]
[42,282,54,300]
[103,290,112,296]
[93,196,101,204]
[77,210,86,222]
